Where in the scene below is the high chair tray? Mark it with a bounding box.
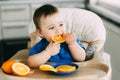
[0,60,109,80]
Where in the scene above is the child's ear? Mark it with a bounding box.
[36,29,44,38]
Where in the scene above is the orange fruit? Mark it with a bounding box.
[56,65,76,72]
[2,60,16,74]
[39,64,56,72]
[12,63,30,76]
[52,33,65,43]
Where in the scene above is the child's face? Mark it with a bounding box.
[38,13,66,42]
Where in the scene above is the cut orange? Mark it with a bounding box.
[39,64,56,72]
[56,65,76,72]
[52,33,65,43]
[2,60,16,74]
[12,63,30,76]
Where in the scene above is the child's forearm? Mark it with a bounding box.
[28,50,51,68]
[68,42,86,61]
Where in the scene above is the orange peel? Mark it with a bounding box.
[2,60,16,74]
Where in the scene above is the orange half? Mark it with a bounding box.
[12,63,30,76]
[52,33,65,43]
[2,60,16,74]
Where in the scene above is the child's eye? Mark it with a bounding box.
[60,23,63,27]
[49,27,54,30]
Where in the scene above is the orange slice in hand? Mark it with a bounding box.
[12,63,30,76]
[39,64,56,72]
[56,65,76,72]
[2,60,16,74]
[52,33,65,43]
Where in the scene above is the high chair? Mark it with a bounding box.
[0,8,111,80]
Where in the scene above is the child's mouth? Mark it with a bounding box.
[52,33,65,43]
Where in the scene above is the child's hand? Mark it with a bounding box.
[45,42,60,56]
[65,32,76,45]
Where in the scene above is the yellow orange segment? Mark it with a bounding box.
[52,33,65,43]
[2,60,16,74]
[12,63,30,76]
[39,64,56,72]
[56,65,76,72]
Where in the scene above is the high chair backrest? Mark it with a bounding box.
[29,8,106,60]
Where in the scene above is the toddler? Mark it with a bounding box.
[28,4,86,68]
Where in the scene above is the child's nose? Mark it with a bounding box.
[56,28,62,34]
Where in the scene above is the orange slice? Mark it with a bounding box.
[52,33,65,43]
[12,63,30,76]
[39,64,56,72]
[56,65,76,72]
[2,60,16,74]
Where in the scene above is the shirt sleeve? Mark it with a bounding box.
[29,41,45,56]
[76,39,85,49]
